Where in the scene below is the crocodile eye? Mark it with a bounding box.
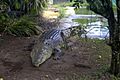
[44,40,51,46]
[45,42,49,46]
[46,43,49,45]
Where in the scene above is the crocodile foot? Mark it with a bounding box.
[53,48,63,60]
[53,56,61,60]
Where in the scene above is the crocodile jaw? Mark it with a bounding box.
[31,48,53,67]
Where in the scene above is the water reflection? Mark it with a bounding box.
[81,21,109,39]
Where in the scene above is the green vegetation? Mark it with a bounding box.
[58,7,66,19]
[90,39,111,79]
[0,0,47,15]
[75,7,95,14]
[78,38,120,80]
[72,18,97,29]
[0,14,39,36]
[53,2,74,8]
[53,2,73,19]
[0,0,47,36]
[73,19,88,25]
[53,1,92,15]
[53,1,95,18]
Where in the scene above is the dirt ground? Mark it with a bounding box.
[0,34,112,80]
[0,11,112,79]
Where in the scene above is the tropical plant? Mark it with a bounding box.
[0,0,47,36]
[0,13,39,36]
[72,0,84,9]
[1,0,47,15]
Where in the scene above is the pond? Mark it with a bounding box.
[80,21,109,40]
[59,6,109,40]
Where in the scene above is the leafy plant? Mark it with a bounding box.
[58,7,66,18]
[1,0,48,15]
[53,2,74,8]
[30,0,48,15]
[0,14,40,36]
[0,0,47,36]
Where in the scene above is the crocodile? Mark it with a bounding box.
[30,29,68,67]
[30,23,80,67]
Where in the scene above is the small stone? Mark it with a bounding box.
[73,47,78,50]
[92,46,96,49]
[55,78,59,80]
[45,75,49,78]
[98,55,102,58]
[0,78,3,80]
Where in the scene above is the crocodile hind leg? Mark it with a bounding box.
[61,32,69,50]
[53,48,63,60]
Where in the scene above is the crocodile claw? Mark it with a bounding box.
[53,56,61,60]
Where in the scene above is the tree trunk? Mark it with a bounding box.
[109,0,120,75]
[110,24,120,76]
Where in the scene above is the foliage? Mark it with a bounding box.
[58,7,66,18]
[0,13,39,36]
[75,8,87,14]
[73,18,93,25]
[0,0,47,36]
[0,0,48,15]
[53,2,71,19]
[53,2,74,8]
[74,4,94,15]
[30,0,48,15]
[72,0,84,9]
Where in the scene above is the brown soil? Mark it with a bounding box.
[0,35,111,80]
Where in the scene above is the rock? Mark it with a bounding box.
[0,78,3,80]
[45,75,49,78]
[55,78,60,80]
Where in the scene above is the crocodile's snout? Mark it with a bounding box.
[31,52,43,67]
[31,47,53,67]
[32,61,40,67]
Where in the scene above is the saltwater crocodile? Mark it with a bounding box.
[30,22,80,67]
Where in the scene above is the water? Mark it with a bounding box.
[59,6,109,39]
[81,20,109,39]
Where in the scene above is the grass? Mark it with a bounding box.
[73,19,88,25]
[53,2,74,8]
[91,39,111,79]
[75,8,95,15]
[52,2,72,19]
[53,2,95,15]
[77,38,118,80]
[58,7,66,18]
[61,37,120,80]
[72,18,98,29]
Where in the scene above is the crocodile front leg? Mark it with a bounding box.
[53,48,63,60]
